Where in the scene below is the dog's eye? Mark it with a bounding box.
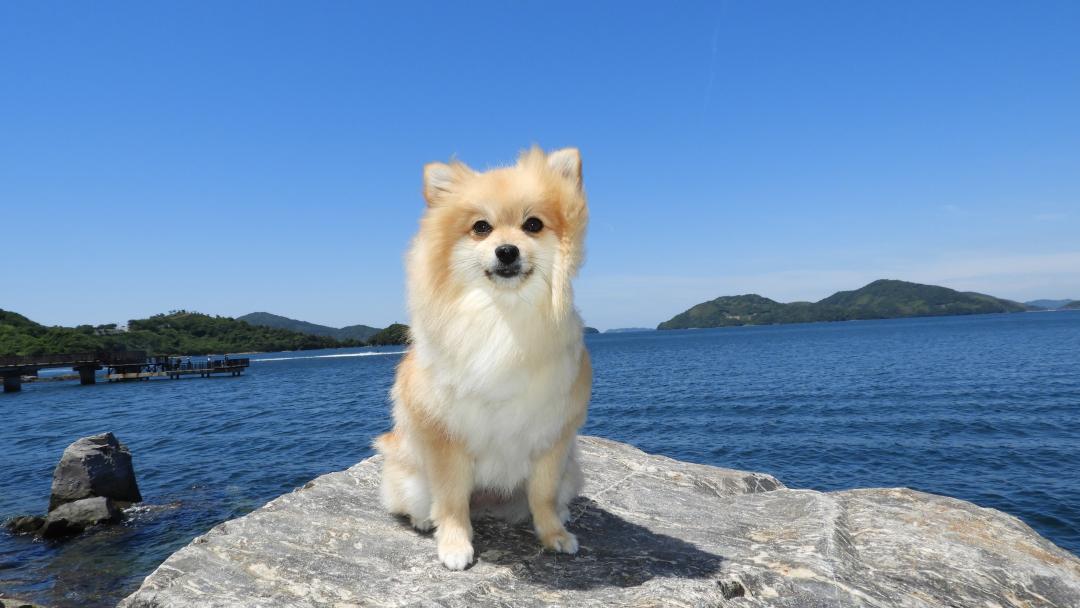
[472,220,493,235]
[522,217,543,233]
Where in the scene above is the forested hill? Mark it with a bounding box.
[0,310,356,356]
[657,279,1029,330]
[237,312,381,342]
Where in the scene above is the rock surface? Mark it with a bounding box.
[49,432,142,511]
[120,436,1080,607]
[40,496,122,538]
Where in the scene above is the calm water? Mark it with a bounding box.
[2,311,1079,606]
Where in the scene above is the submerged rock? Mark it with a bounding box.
[120,436,1080,607]
[3,515,45,535]
[49,432,142,511]
[40,496,122,539]
[0,597,49,608]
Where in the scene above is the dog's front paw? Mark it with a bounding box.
[437,538,474,570]
[540,529,579,554]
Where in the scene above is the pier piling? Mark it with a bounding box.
[3,375,21,393]
[77,365,99,386]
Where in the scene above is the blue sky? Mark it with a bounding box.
[2,1,1078,330]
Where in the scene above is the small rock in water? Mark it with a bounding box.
[49,432,142,511]
[0,597,49,608]
[5,432,142,541]
[3,515,46,535]
[41,496,122,539]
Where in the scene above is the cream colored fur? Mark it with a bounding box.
[375,147,591,570]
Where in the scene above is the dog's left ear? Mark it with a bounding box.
[547,148,582,190]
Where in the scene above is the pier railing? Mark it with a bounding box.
[0,351,147,368]
[2,351,249,392]
[162,358,251,372]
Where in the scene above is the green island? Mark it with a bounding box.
[657,279,1031,330]
[0,310,408,356]
[237,312,381,342]
[365,323,411,346]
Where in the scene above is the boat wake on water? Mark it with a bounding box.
[252,351,406,363]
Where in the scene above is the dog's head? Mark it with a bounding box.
[412,147,587,316]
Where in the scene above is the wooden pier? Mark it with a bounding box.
[0,351,249,392]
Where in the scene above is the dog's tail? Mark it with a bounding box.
[373,430,398,456]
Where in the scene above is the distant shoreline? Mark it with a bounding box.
[653,308,1076,332]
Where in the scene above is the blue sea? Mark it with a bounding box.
[2,311,1079,607]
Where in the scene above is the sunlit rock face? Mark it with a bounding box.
[120,436,1080,607]
[4,432,140,540]
[50,432,142,511]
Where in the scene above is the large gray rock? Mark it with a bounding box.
[120,436,1080,607]
[40,496,122,538]
[49,432,142,511]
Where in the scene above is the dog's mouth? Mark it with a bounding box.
[485,266,533,281]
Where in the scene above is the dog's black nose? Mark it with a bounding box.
[495,244,519,264]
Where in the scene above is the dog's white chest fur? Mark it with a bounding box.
[416,288,583,491]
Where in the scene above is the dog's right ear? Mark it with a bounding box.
[423,161,471,207]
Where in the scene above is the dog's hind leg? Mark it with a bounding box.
[375,432,433,531]
[398,470,434,531]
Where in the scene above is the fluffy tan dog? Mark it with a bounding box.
[375,147,591,570]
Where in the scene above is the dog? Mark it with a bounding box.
[374,147,591,570]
